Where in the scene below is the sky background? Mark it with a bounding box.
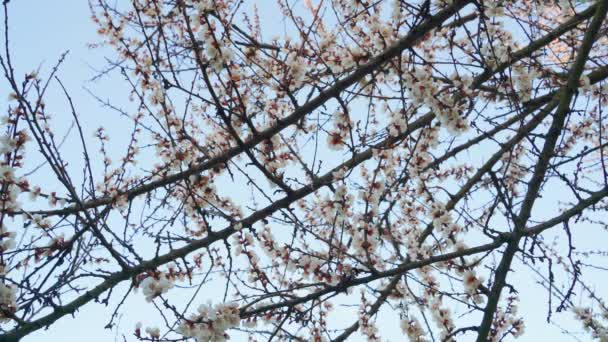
[1,1,605,341]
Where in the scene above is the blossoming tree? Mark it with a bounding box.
[1,0,608,341]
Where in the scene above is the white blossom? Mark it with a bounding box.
[141,274,173,302]
[178,302,240,342]
[0,283,16,323]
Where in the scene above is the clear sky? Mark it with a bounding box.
[1,1,604,341]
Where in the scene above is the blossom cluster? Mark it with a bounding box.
[135,322,161,340]
[402,67,469,134]
[573,306,608,341]
[139,274,174,302]
[400,316,427,342]
[178,302,240,342]
[0,129,29,214]
[0,283,16,323]
[326,111,353,151]
[0,225,16,254]
[462,270,484,304]
[196,18,233,73]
